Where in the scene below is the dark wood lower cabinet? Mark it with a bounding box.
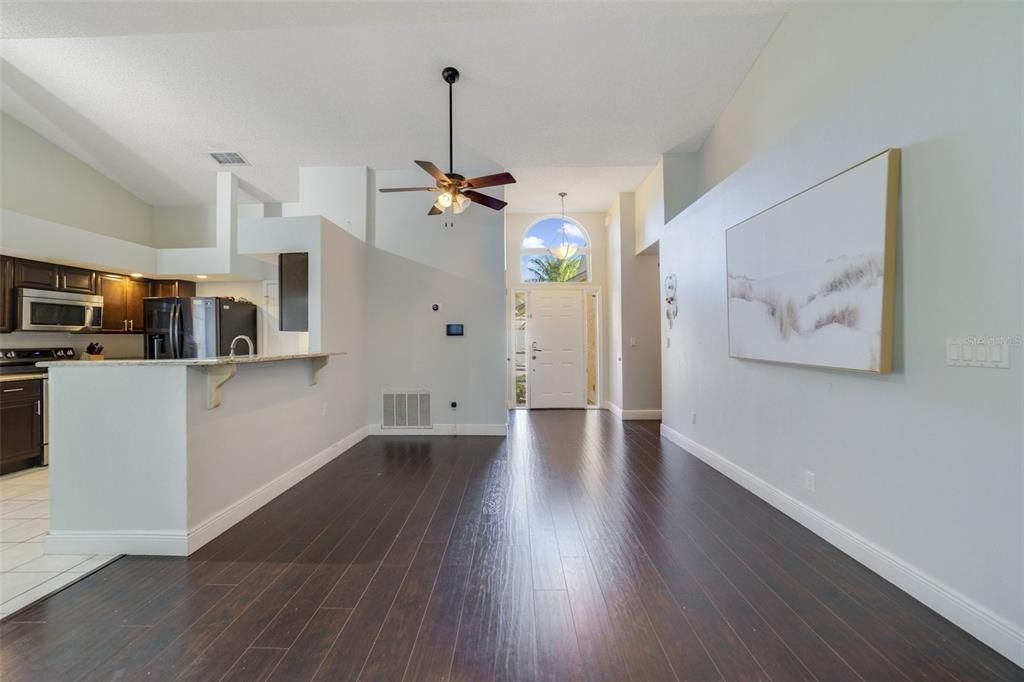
[0,380,43,475]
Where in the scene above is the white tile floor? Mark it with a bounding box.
[0,467,116,617]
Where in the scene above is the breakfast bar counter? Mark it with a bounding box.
[40,352,351,556]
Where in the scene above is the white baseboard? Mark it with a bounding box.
[603,402,662,421]
[186,425,370,554]
[46,530,188,556]
[659,424,1024,668]
[45,425,371,557]
[368,423,507,436]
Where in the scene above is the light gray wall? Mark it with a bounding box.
[605,193,662,412]
[366,169,507,429]
[1,112,154,245]
[660,1,1023,660]
[605,196,624,409]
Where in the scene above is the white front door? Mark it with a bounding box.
[529,289,585,409]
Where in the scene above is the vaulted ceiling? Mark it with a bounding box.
[1,1,786,211]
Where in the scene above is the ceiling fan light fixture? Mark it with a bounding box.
[437,190,454,208]
[452,193,469,214]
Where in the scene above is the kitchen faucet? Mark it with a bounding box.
[229,335,255,359]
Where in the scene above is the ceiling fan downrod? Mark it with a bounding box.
[442,66,459,174]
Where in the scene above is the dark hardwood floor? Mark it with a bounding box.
[2,410,1020,681]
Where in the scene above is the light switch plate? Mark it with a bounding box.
[946,337,1010,369]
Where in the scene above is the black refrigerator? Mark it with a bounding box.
[144,297,258,359]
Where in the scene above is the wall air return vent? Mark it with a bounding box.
[382,391,432,429]
[209,151,250,166]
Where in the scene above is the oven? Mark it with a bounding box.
[16,288,104,332]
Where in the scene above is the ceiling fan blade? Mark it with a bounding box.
[464,190,508,211]
[466,172,517,189]
[415,160,448,183]
[428,204,443,216]
[378,187,435,193]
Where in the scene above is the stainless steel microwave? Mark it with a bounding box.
[16,288,104,332]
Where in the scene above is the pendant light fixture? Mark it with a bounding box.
[549,192,578,260]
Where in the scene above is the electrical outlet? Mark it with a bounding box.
[804,470,816,493]
[690,412,697,425]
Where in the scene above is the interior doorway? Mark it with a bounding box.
[509,288,599,409]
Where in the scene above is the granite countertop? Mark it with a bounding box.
[0,373,47,383]
[39,352,343,368]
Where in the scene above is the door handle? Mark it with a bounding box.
[123,319,128,332]
[35,400,41,415]
[129,319,134,332]
[3,387,24,393]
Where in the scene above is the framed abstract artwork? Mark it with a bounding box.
[726,149,900,373]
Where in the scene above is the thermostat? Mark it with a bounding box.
[446,323,464,337]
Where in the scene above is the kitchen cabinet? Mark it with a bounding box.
[99,274,149,333]
[0,379,43,475]
[152,279,197,298]
[59,266,97,294]
[12,259,97,294]
[13,259,60,290]
[0,256,13,333]
[279,252,309,332]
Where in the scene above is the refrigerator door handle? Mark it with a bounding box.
[170,303,180,359]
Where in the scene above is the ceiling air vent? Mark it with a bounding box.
[209,151,249,166]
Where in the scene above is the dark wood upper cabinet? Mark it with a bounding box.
[99,274,150,333]
[0,256,13,333]
[0,379,43,475]
[13,259,60,290]
[152,279,196,298]
[279,252,309,332]
[59,266,97,294]
[125,278,149,332]
[98,274,129,332]
[11,259,97,294]
[0,256,197,335]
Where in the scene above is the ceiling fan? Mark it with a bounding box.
[379,66,516,217]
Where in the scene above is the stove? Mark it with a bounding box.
[0,347,75,378]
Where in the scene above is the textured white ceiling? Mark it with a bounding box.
[0,2,785,208]
[505,166,654,214]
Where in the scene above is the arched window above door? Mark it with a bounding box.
[519,217,591,283]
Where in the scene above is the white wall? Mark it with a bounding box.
[283,167,368,242]
[152,205,216,248]
[662,152,700,226]
[660,1,1023,663]
[1,112,154,245]
[605,193,661,415]
[634,161,665,255]
[634,153,701,254]
[186,236,366,533]
[0,331,143,358]
[605,197,624,409]
[367,168,506,432]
